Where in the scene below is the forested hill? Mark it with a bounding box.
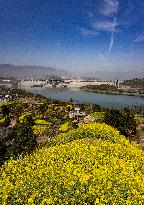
[121,78,144,88]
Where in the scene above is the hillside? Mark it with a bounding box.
[1,87,144,204]
[1,123,144,204]
[1,87,143,163]
[0,64,69,79]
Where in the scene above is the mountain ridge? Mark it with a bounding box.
[0,64,144,80]
[0,64,69,79]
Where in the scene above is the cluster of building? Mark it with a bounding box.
[19,77,119,89]
[69,107,85,118]
[0,77,18,88]
[0,76,143,96]
[0,93,19,104]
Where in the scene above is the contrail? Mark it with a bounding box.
[108,17,116,52]
[109,33,114,51]
[112,17,117,31]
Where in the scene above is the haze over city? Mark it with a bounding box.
[0,0,144,75]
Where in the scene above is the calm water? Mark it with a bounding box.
[22,87,144,108]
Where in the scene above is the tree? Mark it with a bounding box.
[70,98,73,103]
[104,108,136,137]
[92,104,101,112]
[123,108,136,136]
[1,104,11,126]
[11,115,37,157]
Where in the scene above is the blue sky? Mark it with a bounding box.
[0,0,144,73]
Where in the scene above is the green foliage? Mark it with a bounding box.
[47,123,124,148]
[19,112,33,123]
[104,108,137,137]
[1,104,10,116]
[35,119,51,125]
[0,117,5,126]
[92,104,102,112]
[0,104,11,126]
[1,123,144,204]
[91,112,105,122]
[69,97,73,103]
[33,125,47,135]
[59,122,69,132]
[10,115,37,157]
[0,101,16,108]
[121,78,144,88]
[37,102,48,113]
[81,84,118,91]
[32,120,51,136]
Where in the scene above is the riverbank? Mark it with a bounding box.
[80,88,144,97]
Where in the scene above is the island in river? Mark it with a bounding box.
[80,84,144,97]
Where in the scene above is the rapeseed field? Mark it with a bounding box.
[1,123,144,204]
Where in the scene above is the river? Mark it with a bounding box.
[21,87,144,108]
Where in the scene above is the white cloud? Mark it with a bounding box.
[92,17,118,32]
[79,28,98,36]
[86,1,119,51]
[134,34,144,42]
[101,0,119,16]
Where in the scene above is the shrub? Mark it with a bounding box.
[19,112,33,123]
[91,112,105,122]
[1,124,144,204]
[104,108,137,137]
[10,115,37,157]
[0,118,5,126]
[33,125,47,135]
[37,102,48,113]
[35,119,51,125]
[1,104,11,126]
[1,104,10,117]
[92,104,101,112]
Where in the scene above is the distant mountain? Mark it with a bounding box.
[81,70,144,81]
[0,64,70,79]
[1,64,143,81]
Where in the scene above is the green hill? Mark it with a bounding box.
[1,123,144,204]
[121,78,144,88]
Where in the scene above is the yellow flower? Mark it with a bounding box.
[95,198,99,204]
[1,123,144,204]
[28,197,34,204]
[41,198,53,205]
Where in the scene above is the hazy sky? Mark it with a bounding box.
[0,0,144,72]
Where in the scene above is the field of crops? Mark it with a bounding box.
[1,123,144,204]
